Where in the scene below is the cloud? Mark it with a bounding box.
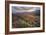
[12,6,40,14]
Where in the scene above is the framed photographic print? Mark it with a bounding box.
[5,1,45,34]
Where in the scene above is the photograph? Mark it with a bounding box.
[12,6,40,28]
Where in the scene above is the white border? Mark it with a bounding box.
[9,4,43,32]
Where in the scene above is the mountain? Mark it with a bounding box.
[12,10,40,16]
[34,10,40,16]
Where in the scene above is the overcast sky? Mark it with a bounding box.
[12,6,40,14]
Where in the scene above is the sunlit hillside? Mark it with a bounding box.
[12,6,40,28]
